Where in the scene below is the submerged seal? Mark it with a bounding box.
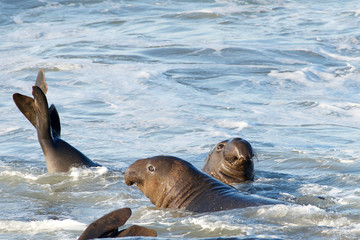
[78,208,157,240]
[125,156,282,213]
[13,70,100,172]
[202,138,254,185]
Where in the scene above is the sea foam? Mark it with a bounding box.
[0,219,85,233]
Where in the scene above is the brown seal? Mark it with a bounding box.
[125,156,282,213]
[202,138,254,185]
[78,208,157,240]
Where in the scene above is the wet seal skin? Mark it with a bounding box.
[78,208,157,240]
[13,70,100,172]
[125,156,283,213]
[203,138,254,185]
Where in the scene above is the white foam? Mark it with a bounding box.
[298,183,341,196]
[0,219,85,233]
[319,48,360,62]
[215,119,250,131]
[12,16,23,25]
[0,170,39,181]
[182,215,247,232]
[257,204,350,227]
[136,71,151,79]
[69,166,108,181]
[355,9,360,17]
[0,127,21,136]
[268,69,311,87]
[338,194,360,205]
[338,158,355,163]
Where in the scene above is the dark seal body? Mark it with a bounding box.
[203,138,254,185]
[12,70,100,172]
[32,86,100,172]
[125,156,282,213]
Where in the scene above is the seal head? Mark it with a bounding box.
[203,138,254,185]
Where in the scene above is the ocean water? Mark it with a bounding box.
[1,0,360,239]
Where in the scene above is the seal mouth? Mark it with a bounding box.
[125,174,144,186]
[124,168,143,186]
[125,178,135,186]
[219,160,253,182]
[219,167,246,179]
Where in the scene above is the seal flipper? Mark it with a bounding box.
[12,93,36,128]
[13,94,62,138]
[35,69,48,94]
[49,104,61,138]
[115,225,157,237]
[13,69,49,128]
[32,86,51,140]
[78,208,132,240]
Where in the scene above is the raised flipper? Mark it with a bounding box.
[49,104,61,138]
[35,69,48,94]
[78,208,157,240]
[32,86,51,140]
[13,69,49,128]
[13,69,60,137]
[13,93,36,128]
[78,208,132,240]
[13,93,61,138]
[31,85,100,172]
[14,71,100,172]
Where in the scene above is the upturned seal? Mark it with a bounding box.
[13,70,100,172]
[125,156,282,213]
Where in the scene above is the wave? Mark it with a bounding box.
[0,219,85,234]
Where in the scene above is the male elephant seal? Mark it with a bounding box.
[13,70,100,172]
[78,208,157,240]
[202,138,254,185]
[125,156,282,213]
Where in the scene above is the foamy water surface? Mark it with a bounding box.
[1,0,360,239]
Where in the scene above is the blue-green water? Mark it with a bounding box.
[1,0,360,239]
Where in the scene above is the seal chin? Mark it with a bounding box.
[219,169,245,182]
[219,163,249,181]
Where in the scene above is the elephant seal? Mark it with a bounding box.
[125,156,282,213]
[78,208,157,240]
[13,70,100,172]
[202,138,254,185]
[31,86,100,172]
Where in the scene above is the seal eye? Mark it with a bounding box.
[216,144,225,150]
[148,165,155,172]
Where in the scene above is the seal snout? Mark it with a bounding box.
[125,160,146,186]
[124,168,140,186]
[125,177,135,186]
[224,138,254,164]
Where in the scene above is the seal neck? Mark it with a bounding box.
[158,171,233,211]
